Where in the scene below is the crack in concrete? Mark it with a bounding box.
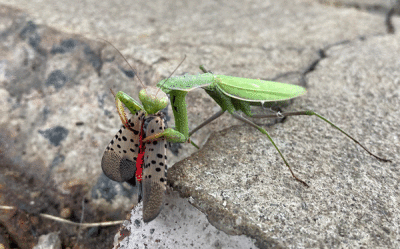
[386,0,400,33]
[319,0,395,15]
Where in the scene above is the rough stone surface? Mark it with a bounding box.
[0,0,399,248]
[170,33,400,248]
[114,191,259,249]
[32,232,61,249]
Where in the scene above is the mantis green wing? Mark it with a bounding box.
[209,75,307,102]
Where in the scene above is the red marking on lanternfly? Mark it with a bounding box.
[135,121,146,182]
[123,121,131,130]
[123,119,135,132]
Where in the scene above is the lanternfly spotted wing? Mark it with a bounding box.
[141,114,168,222]
[101,110,145,183]
[101,110,168,222]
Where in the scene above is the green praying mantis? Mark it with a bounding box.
[101,51,391,222]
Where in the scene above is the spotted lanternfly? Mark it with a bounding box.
[102,101,168,222]
[102,110,145,183]
[141,114,168,222]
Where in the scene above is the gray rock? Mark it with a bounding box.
[32,232,61,249]
[113,191,259,249]
[170,29,400,249]
[0,0,399,248]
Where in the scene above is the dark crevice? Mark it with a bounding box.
[323,0,400,34]
[299,51,324,88]
[267,40,354,91]
[299,36,375,88]
[319,0,396,16]
[386,1,400,34]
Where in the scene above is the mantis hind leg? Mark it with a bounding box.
[252,110,391,162]
[187,110,226,149]
[231,113,309,187]
[189,107,310,186]
[189,110,226,137]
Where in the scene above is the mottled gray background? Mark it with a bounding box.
[0,0,399,248]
